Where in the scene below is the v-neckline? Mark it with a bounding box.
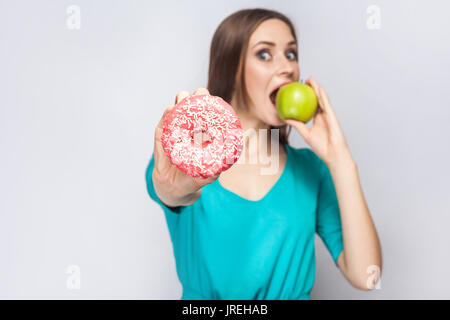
[213,144,291,203]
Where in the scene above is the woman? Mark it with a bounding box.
[146,8,382,300]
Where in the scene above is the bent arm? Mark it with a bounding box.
[329,155,383,291]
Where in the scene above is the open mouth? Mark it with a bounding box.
[269,88,280,107]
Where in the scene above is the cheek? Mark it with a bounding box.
[245,64,271,99]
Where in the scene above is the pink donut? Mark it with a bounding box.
[161,94,244,178]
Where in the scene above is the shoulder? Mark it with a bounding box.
[285,144,327,179]
[286,144,322,167]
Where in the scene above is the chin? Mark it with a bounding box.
[260,101,282,127]
[269,110,287,128]
[265,115,286,128]
[271,122,287,129]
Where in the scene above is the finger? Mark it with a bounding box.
[318,86,333,114]
[284,118,311,142]
[156,104,175,130]
[306,77,324,104]
[193,87,210,96]
[306,78,337,125]
[175,90,190,104]
[154,104,175,169]
[193,172,220,188]
[154,125,169,174]
[312,111,327,128]
[305,77,320,98]
[317,86,341,130]
[305,77,326,113]
[316,85,332,115]
[307,78,333,115]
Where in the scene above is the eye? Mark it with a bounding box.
[286,49,298,60]
[257,48,298,61]
[256,49,271,61]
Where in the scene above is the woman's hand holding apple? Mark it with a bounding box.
[283,77,354,169]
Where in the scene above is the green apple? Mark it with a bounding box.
[275,82,318,123]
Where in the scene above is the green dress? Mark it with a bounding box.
[145,144,344,300]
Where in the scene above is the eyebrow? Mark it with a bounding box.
[252,40,297,48]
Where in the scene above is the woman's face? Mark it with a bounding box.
[243,18,300,127]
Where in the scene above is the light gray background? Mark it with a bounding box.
[1,0,449,299]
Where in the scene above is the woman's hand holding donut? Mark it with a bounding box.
[152,88,220,207]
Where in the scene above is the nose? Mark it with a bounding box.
[275,54,296,78]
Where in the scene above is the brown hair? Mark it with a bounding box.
[207,8,297,145]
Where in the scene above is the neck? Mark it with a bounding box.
[231,102,282,165]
